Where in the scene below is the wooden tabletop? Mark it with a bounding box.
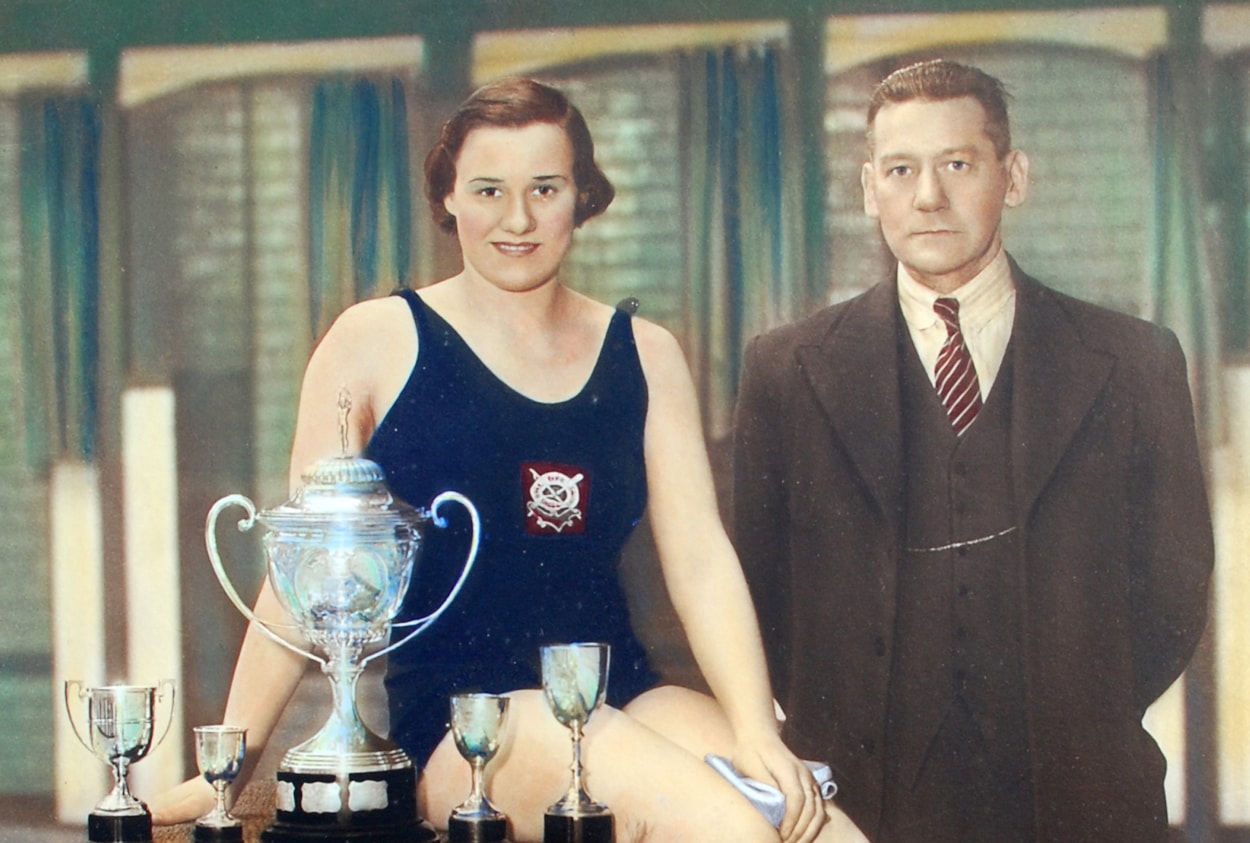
[153,780,275,843]
[152,780,453,843]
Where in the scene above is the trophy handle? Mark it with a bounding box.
[205,494,324,667]
[369,490,481,665]
[153,678,177,747]
[62,680,95,754]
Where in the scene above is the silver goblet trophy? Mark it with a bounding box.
[448,693,511,843]
[63,680,176,843]
[205,401,481,843]
[193,725,247,843]
[541,643,614,843]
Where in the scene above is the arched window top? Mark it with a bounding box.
[118,37,422,108]
[826,8,1167,75]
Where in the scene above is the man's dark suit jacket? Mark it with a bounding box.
[733,265,1213,842]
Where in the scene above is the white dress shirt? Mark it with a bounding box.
[896,247,1016,399]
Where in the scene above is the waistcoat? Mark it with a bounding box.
[887,330,1029,787]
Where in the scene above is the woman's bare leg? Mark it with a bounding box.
[629,686,863,843]
[418,689,779,843]
[623,685,738,757]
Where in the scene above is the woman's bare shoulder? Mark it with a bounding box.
[629,315,686,373]
[303,294,414,397]
[296,292,418,452]
[312,294,412,363]
[328,293,412,337]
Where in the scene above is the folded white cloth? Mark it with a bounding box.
[705,754,838,829]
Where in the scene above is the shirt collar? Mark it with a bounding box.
[897,247,1014,335]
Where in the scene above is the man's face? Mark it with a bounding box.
[862,96,1029,294]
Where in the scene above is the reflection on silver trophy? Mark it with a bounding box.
[192,725,247,843]
[205,392,481,843]
[64,680,175,843]
[448,693,511,843]
[541,643,614,843]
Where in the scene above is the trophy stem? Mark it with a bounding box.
[556,721,603,813]
[567,721,584,807]
[283,645,410,771]
[323,650,367,745]
[97,757,144,815]
[203,780,231,826]
[115,756,131,795]
[466,758,488,813]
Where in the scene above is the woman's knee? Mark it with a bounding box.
[625,685,735,755]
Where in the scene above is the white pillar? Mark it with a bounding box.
[1216,365,1250,822]
[1143,677,1187,823]
[51,461,107,824]
[123,386,185,799]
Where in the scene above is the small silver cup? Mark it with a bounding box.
[193,725,247,843]
[448,693,510,842]
[541,644,613,843]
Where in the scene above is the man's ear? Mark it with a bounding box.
[862,161,879,219]
[1004,150,1030,209]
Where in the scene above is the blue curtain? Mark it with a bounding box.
[309,76,412,338]
[19,95,100,467]
[681,44,804,434]
[1149,53,1223,447]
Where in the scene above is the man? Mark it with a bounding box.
[733,59,1213,843]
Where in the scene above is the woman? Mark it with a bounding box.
[152,78,826,843]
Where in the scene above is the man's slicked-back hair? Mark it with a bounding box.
[867,59,1013,158]
[424,77,615,233]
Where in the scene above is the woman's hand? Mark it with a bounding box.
[148,775,216,826]
[731,729,826,843]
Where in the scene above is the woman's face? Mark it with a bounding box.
[443,122,578,294]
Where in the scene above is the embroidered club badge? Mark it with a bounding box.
[522,462,588,535]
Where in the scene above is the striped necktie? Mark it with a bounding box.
[933,297,982,436]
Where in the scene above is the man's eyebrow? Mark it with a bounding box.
[938,145,983,158]
[877,145,983,162]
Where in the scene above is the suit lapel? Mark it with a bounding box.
[788,270,1112,538]
[796,282,905,537]
[1009,272,1116,519]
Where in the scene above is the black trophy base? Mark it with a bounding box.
[543,812,614,843]
[261,766,437,843]
[193,824,243,843]
[448,815,510,843]
[88,811,152,843]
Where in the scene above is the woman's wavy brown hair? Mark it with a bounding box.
[424,78,615,233]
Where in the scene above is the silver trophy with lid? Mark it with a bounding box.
[205,394,480,843]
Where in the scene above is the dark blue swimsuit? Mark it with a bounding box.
[367,289,659,766]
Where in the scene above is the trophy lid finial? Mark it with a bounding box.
[337,388,351,457]
[261,386,424,529]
